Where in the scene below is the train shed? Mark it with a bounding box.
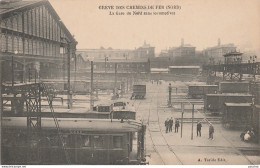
[168,66,200,75]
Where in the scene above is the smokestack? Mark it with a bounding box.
[218,38,221,46]
[181,38,184,46]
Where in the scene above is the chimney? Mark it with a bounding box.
[218,38,221,46]
[181,38,184,46]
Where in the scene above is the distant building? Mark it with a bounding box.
[84,58,150,73]
[76,41,155,62]
[168,39,196,58]
[203,39,237,63]
[133,41,155,59]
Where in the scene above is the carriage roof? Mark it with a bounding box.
[2,117,143,132]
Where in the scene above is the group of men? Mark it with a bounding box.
[164,118,215,140]
[165,117,180,133]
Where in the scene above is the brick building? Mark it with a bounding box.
[0,0,77,83]
[202,39,236,63]
[76,41,155,62]
[168,39,196,58]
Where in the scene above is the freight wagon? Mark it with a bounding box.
[223,103,253,129]
[204,93,253,114]
[2,117,146,165]
[132,85,146,99]
[188,85,218,98]
[219,81,250,93]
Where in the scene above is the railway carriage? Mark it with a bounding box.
[223,103,253,129]
[204,93,253,114]
[2,117,146,165]
[188,85,218,98]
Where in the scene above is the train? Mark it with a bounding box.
[204,93,253,114]
[188,85,218,98]
[132,85,146,99]
[2,117,146,165]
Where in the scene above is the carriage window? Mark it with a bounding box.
[93,136,104,148]
[82,135,91,147]
[63,134,70,147]
[113,136,122,148]
[50,135,59,147]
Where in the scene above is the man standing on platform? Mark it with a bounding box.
[197,121,202,137]
[209,123,214,140]
[175,119,180,133]
[169,117,173,132]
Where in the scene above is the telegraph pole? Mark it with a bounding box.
[181,103,184,138]
[67,44,71,109]
[168,83,172,107]
[191,104,194,140]
[90,61,94,109]
[114,63,117,96]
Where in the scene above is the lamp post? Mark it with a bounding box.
[105,56,108,73]
[61,37,72,109]
[12,50,18,88]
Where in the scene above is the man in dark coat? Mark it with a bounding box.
[209,123,214,140]
[169,117,173,132]
[197,121,202,137]
[175,119,180,133]
[165,118,169,133]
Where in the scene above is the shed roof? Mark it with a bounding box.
[206,93,253,97]
[169,66,200,69]
[223,51,243,57]
[2,117,142,132]
[225,103,252,107]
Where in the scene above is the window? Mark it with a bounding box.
[7,36,12,52]
[1,34,7,52]
[18,14,22,32]
[82,135,91,147]
[93,136,104,148]
[24,12,28,33]
[113,136,122,148]
[13,16,18,31]
[13,37,18,53]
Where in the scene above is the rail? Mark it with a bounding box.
[41,82,71,164]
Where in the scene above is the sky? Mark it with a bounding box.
[49,0,260,54]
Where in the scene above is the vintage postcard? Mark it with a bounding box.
[0,0,259,166]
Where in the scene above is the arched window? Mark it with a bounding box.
[7,35,13,52]
[24,39,29,54]
[28,10,32,35]
[18,14,23,32]
[29,39,33,54]
[39,41,43,55]
[7,18,12,29]
[32,9,36,36]
[24,12,28,33]
[13,36,18,53]
[18,37,23,54]
[0,19,6,28]
[33,40,37,55]
[1,34,7,52]
[13,16,18,31]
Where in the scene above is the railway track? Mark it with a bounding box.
[135,85,183,165]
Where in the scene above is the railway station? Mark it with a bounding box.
[1,0,260,166]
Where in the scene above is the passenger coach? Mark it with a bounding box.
[2,117,146,165]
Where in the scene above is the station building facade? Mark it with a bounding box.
[0,0,77,83]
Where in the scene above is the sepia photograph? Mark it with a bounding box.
[0,0,260,166]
